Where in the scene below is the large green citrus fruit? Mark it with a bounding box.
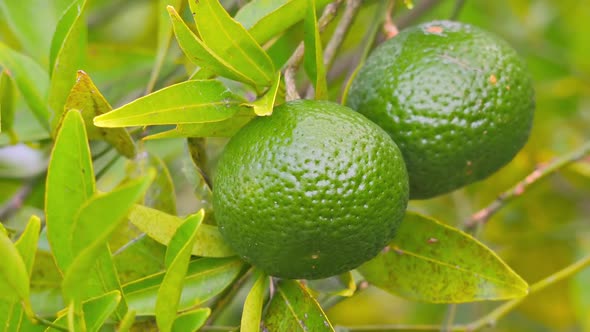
[213,100,409,279]
[346,20,535,199]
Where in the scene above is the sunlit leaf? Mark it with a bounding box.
[156,212,203,332]
[332,271,356,297]
[62,172,154,303]
[93,80,245,127]
[190,0,275,89]
[128,204,235,257]
[48,0,88,134]
[263,280,334,332]
[243,72,282,116]
[63,71,136,158]
[171,308,210,332]
[241,270,269,332]
[0,70,16,139]
[82,290,121,332]
[358,212,529,303]
[45,109,94,272]
[167,6,258,87]
[303,0,328,99]
[0,226,31,304]
[124,257,244,316]
[0,43,50,131]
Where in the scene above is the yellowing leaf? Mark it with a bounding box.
[243,72,283,116]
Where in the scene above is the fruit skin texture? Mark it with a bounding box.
[346,20,535,199]
[213,100,409,280]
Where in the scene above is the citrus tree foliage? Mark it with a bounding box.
[1,0,589,331]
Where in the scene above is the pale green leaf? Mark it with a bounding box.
[241,270,269,332]
[358,212,530,303]
[93,80,244,127]
[190,0,275,89]
[117,310,136,332]
[45,109,94,272]
[156,212,203,332]
[243,72,282,116]
[62,172,154,303]
[0,227,30,304]
[0,43,50,131]
[128,204,235,257]
[83,291,121,332]
[0,70,16,138]
[171,308,210,332]
[262,280,334,332]
[167,6,258,87]
[303,0,328,99]
[63,71,136,158]
[123,257,244,316]
[15,215,41,277]
[48,0,88,134]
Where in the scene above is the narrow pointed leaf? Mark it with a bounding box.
[190,0,275,89]
[94,80,244,127]
[171,308,210,332]
[358,212,529,303]
[63,71,136,158]
[187,137,212,190]
[303,0,328,99]
[241,271,269,332]
[62,172,154,303]
[117,310,136,332]
[124,257,244,316]
[46,109,94,272]
[48,0,88,134]
[83,291,121,332]
[128,204,235,257]
[0,229,30,303]
[156,212,203,332]
[263,280,334,332]
[0,43,50,131]
[0,70,16,137]
[15,215,41,276]
[167,6,258,87]
[243,72,282,116]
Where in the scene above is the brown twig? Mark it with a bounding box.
[464,140,590,231]
[283,0,344,101]
[383,0,399,39]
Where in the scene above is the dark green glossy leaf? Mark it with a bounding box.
[45,109,94,272]
[190,0,275,89]
[262,280,334,332]
[171,308,210,332]
[0,43,50,131]
[63,70,136,158]
[358,212,529,303]
[303,0,328,99]
[167,6,259,87]
[123,257,244,316]
[62,172,154,303]
[93,80,245,127]
[241,270,269,332]
[243,72,282,116]
[48,0,88,134]
[128,204,234,257]
[156,212,203,332]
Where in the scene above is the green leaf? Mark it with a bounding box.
[0,43,50,131]
[263,280,334,332]
[331,271,356,297]
[167,6,259,88]
[358,212,530,303]
[303,0,328,99]
[241,270,269,332]
[93,80,244,127]
[243,72,283,116]
[62,172,154,303]
[171,308,210,332]
[63,71,136,158]
[48,0,88,134]
[190,0,276,89]
[0,226,31,304]
[187,137,212,190]
[83,291,121,332]
[45,109,94,272]
[123,257,244,316]
[128,204,235,257]
[0,70,16,138]
[15,216,41,277]
[117,310,136,332]
[129,153,177,214]
[156,212,203,332]
[235,0,333,45]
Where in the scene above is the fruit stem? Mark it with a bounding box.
[464,140,590,231]
[283,1,343,101]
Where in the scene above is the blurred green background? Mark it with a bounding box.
[1,0,589,331]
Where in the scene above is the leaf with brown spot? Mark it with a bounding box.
[62,71,136,158]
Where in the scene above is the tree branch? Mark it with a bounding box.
[464,140,590,231]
